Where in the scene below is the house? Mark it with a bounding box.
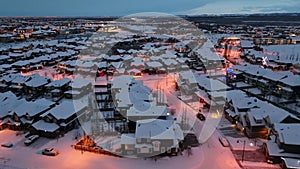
[280,157,300,169]
[226,92,300,138]
[126,104,168,131]
[196,41,224,69]
[120,134,136,155]
[194,74,231,109]
[24,73,51,95]
[65,77,92,99]
[8,98,55,129]
[277,76,300,101]
[226,68,244,83]
[273,123,300,154]
[162,59,178,72]
[0,33,15,42]
[45,78,71,97]
[177,70,198,95]
[31,119,60,138]
[263,124,300,164]
[120,119,184,157]
[0,92,20,130]
[0,55,10,65]
[0,73,31,94]
[145,61,163,74]
[110,75,135,114]
[243,109,269,138]
[30,100,87,138]
[231,64,300,103]
[225,95,262,126]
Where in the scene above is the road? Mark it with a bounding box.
[0,74,240,169]
[140,74,241,169]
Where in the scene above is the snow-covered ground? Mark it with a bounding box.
[0,129,240,169]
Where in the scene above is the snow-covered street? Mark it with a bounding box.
[0,128,240,169]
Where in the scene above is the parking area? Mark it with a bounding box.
[0,130,24,147]
[218,116,244,138]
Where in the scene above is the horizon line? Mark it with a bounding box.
[1,12,300,18]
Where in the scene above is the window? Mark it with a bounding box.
[161,147,165,153]
[167,147,172,153]
[153,141,160,152]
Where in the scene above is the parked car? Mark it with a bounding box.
[218,136,230,147]
[196,113,206,121]
[42,148,59,156]
[1,142,13,148]
[24,135,39,146]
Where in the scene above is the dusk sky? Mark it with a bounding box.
[0,0,300,16]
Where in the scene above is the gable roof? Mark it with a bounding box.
[45,101,86,120]
[135,119,183,140]
[274,123,300,146]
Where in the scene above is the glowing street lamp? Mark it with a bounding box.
[237,139,254,162]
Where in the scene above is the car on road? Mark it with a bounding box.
[42,148,59,156]
[24,135,39,146]
[218,136,230,147]
[196,113,206,121]
[1,142,13,148]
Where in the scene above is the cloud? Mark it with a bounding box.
[182,0,300,15]
[0,0,299,16]
[0,0,210,16]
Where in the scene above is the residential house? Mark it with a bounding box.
[65,77,92,99]
[0,92,20,130]
[30,100,87,138]
[280,157,300,169]
[263,123,300,164]
[24,73,51,96]
[9,98,55,130]
[120,119,184,157]
[45,78,71,97]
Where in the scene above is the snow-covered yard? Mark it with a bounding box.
[0,126,241,169]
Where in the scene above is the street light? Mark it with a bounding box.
[236,139,254,162]
[237,140,246,162]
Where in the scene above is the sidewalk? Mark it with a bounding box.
[239,161,281,169]
[227,137,263,151]
[226,136,280,169]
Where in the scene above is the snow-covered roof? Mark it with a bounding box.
[266,137,300,158]
[45,78,71,88]
[120,134,136,145]
[162,59,178,67]
[274,123,300,146]
[130,57,144,67]
[146,61,163,68]
[25,73,51,88]
[32,120,60,132]
[179,70,198,84]
[1,73,30,84]
[70,77,91,89]
[0,92,20,118]
[11,99,53,117]
[195,74,230,91]
[46,101,86,120]
[263,71,292,82]
[279,75,300,87]
[111,75,134,89]
[281,157,300,169]
[135,119,183,140]
[196,40,223,61]
[127,104,167,117]
[263,44,300,64]
[246,109,266,127]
